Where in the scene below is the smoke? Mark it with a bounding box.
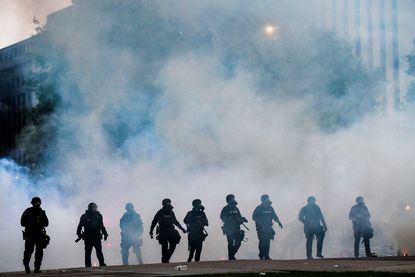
[1,0,415,272]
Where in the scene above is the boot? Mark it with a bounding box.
[23,260,31,274]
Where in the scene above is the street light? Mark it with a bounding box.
[264,23,278,36]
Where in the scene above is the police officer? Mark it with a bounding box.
[21,197,49,273]
[149,199,186,263]
[252,194,283,260]
[184,199,209,262]
[76,202,108,267]
[220,194,248,260]
[298,196,327,260]
[349,196,376,258]
[120,202,144,265]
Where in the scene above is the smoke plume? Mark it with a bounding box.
[1,0,415,272]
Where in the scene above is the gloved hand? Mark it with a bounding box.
[278,222,283,229]
[323,225,328,232]
[242,217,248,223]
[104,234,108,241]
[149,231,154,239]
[181,228,187,234]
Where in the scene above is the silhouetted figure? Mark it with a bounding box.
[220,194,248,260]
[77,202,108,267]
[252,194,283,260]
[21,197,49,274]
[349,196,376,258]
[120,203,144,265]
[149,199,186,263]
[298,196,327,260]
[184,199,208,262]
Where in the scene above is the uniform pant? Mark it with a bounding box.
[257,231,274,259]
[354,230,371,257]
[158,229,181,263]
[121,240,143,265]
[226,231,242,260]
[305,227,325,258]
[23,235,43,269]
[188,239,203,262]
[84,239,105,267]
[159,238,177,263]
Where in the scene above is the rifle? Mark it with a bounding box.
[242,223,250,231]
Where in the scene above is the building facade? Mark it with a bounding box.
[0,4,74,164]
[0,37,37,162]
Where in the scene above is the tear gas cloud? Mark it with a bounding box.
[1,0,415,271]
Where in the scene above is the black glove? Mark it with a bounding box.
[242,217,248,223]
[104,234,108,241]
[278,222,283,229]
[149,231,154,239]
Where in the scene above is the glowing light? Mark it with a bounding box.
[405,204,411,211]
[264,24,278,36]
